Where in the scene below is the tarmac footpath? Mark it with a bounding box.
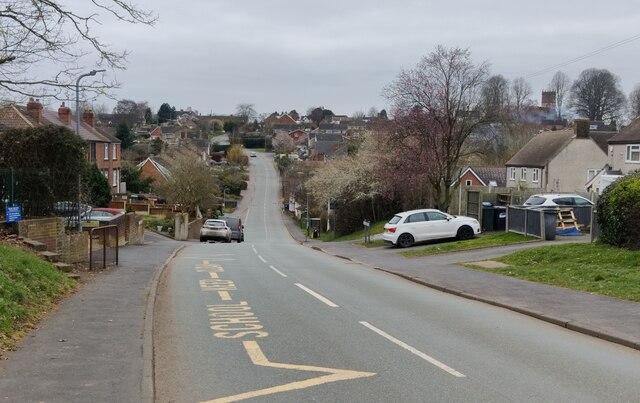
[282,214,640,352]
[0,232,182,403]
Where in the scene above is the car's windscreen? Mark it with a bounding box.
[524,196,546,205]
[388,215,402,224]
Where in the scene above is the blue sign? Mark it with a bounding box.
[6,206,21,223]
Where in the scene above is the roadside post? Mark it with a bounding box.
[363,219,371,243]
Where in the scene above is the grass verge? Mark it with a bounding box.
[465,243,640,302]
[400,232,539,257]
[0,244,76,352]
[318,220,387,242]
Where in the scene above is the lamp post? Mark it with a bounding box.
[223,188,228,210]
[75,69,105,136]
[305,192,309,242]
[74,69,105,231]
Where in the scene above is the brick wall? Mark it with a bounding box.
[16,217,65,252]
[16,218,89,264]
[63,231,89,264]
[125,213,145,245]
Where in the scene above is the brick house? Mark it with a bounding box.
[0,98,122,193]
[136,156,171,183]
[454,166,507,187]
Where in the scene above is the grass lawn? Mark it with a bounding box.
[0,244,76,352]
[400,232,539,257]
[466,243,640,302]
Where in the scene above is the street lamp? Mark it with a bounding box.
[74,69,105,231]
[223,188,229,210]
[305,192,309,242]
[75,69,106,136]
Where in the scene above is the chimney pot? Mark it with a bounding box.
[26,98,43,123]
[58,102,71,125]
[82,109,96,128]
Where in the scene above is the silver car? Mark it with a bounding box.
[199,219,232,243]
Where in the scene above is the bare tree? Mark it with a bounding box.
[383,45,489,211]
[367,106,379,117]
[156,154,220,214]
[480,75,510,120]
[352,110,365,119]
[235,103,256,123]
[570,68,626,122]
[113,99,148,126]
[548,71,571,119]
[511,77,532,116]
[0,1,156,101]
[629,84,640,119]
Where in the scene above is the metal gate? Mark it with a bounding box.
[89,225,119,270]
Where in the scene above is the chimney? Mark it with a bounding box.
[82,109,96,128]
[58,102,71,125]
[574,118,590,138]
[26,98,43,123]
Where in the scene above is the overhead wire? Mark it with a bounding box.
[524,33,640,79]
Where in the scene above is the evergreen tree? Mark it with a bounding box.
[116,122,135,149]
[85,163,111,207]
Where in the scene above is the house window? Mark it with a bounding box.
[112,144,117,160]
[587,169,598,180]
[104,143,109,160]
[90,143,97,161]
[626,145,640,162]
[465,179,472,186]
[510,167,516,180]
[521,168,527,181]
[102,169,109,179]
[532,168,539,183]
[112,168,118,187]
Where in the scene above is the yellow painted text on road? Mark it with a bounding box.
[208,301,268,339]
[201,341,375,402]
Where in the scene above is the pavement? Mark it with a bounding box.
[282,214,640,352]
[0,232,184,403]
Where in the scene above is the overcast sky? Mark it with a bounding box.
[88,0,640,117]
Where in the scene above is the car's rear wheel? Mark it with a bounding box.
[397,233,414,248]
[200,237,205,242]
[456,225,474,240]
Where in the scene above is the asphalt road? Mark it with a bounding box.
[153,153,640,403]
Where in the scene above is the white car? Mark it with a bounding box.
[250,152,257,157]
[523,194,594,208]
[382,209,481,248]
[199,219,232,243]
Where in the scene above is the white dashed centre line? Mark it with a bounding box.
[258,255,267,263]
[295,283,339,308]
[268,265,287,277]
[359,321,466,378]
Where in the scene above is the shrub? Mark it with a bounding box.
[596,171,640,249]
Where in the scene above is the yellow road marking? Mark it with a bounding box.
[218,291,232,301]
[209,272,219,279]
[201,341,375,402]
